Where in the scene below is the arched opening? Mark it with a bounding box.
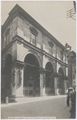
[58,67,64,94]
[45,62,54,95]
[24,54,40,96]
[1,54,12,102]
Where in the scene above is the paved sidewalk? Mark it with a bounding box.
[1,95,67,108]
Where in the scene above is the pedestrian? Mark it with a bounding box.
[67,91,70,106]
[70,88,76,118]
[66,88,73,107]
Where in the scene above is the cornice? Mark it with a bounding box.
[2,35,68,67]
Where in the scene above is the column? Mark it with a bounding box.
[15,67,24,97]
[42,73,46,96]
[11,68,16,97]
[40,73,46,96]
[54,77,58,95]
[64,80,67,94]
[40,73,43,96]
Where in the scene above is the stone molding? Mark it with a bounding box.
[2,35,68,67]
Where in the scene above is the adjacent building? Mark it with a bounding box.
[1,5,69,102]
[68,51,76,88]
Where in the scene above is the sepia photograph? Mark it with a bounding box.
[1,1,76,119]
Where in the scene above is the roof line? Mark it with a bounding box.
[2,4,65,49]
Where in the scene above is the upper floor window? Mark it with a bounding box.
[5,28,10,45]
[30,33,36,45]
[60,50,63,60]
[48,41,54,54]
[30,26,38,46]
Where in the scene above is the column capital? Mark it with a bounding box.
[15,60,24,68]
[39,67,46,74]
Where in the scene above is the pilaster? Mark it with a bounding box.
[40,68,46,96]
[54,77,58,95]
[15,67,24,97]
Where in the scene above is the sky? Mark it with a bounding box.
[1,1,76,51]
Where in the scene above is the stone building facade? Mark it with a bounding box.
[68,51,76,88]
[1,5,69,101]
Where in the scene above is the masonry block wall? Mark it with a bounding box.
[1,5,69,101]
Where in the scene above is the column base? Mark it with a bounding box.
[55,88,60,95]
[42,87,46,96]
[16,87,24,97]
[40,87,46,96]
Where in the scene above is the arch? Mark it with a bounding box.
[58,67,64,94]
[45,62,54,73]
[45,62,54,95]
[24,54,39,67]
[24,53,40,96]
[23,51,42,67]
[58,67,64,76]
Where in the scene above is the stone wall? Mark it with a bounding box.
[16,16,66,62]
[2,17,18,49]
[2,15,67,65]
